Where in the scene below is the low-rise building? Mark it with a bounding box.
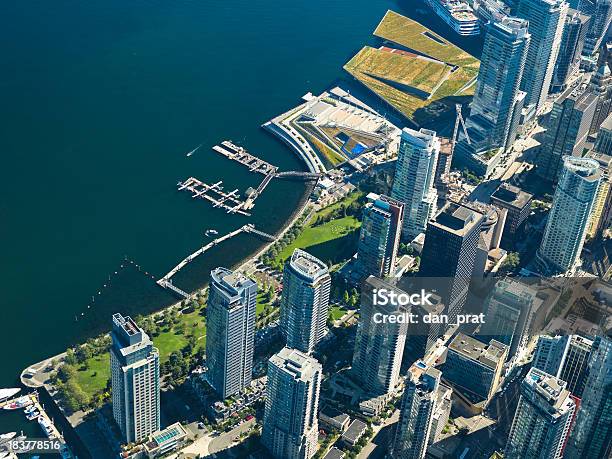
[143,423,189,458]
[323,447,345,459]
[341,419,368,447]
[319,406,350,433]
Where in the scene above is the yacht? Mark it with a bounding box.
[424,0,480,35]
[3,396,31,410]
[0,389,20,403]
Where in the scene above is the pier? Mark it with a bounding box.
[213,141,278,175]
[177,177,251,216]
[157,224,276,298]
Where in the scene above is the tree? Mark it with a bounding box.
[343,290,350,305]
[64,348,77,366]
[500,252,520,274]
[57,364,77,383]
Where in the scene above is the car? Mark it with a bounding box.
[198,422,206,429]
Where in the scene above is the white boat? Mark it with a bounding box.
[185,143,202,157]
[3,396,31,410]
[37,416,54,437]
[205,229,219,237]
[0,388,20,402]
[0,432,16,442]
[26,410,40,421]
[424,0,480,36]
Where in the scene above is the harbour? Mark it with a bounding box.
[0,0,484,451]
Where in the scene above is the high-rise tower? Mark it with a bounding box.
[390,128,439,241]
[262,347,322,459]
[280,249,331,354]
[536,156,602,274]
[111,313,160,444]
[206,267,257,399]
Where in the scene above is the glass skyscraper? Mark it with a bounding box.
[390,127,439,241]
[536,156,602,274]
[206,267,257,399]
[280,249,331,354]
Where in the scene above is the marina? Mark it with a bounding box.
[0,392,74,458]
[177,177,252,215]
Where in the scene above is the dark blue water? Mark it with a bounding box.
[0,0,482,433]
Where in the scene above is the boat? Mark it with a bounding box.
[3,396,31,410]
[185,143,202,157]
[205,229,219,237]
[24,405,37,414]
[26,410,40,421]
[0,388,20,403]
[37,416,54,437]
[0,432,16,442]
[424,0,480,36]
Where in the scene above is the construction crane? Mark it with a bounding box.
[451,103,470,154]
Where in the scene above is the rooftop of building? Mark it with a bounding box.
[113,313,140,337]
[401,127,439,151]
[146,423,188,450]
[319,406,350,427]
[289,248,329,280]
[342,419,368,444]
[563,156,603,182]
[586,150,612,170]
[211,266,256,297]
[448,333,508,369]
[270,346,321,381]
[524,368,574,413]
[323,447,346,459]
[556,81,598,111]
[491,183,533,209]
[432,201,485,236]
[600,112,612,132]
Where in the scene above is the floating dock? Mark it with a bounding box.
[177,177,252,216]
[214,141,278,175]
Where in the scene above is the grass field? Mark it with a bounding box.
[346,47,449,94]
[74,354,111,396]
[344,10,479,121]
[277,215,361,263]
[273,192,364,266]
[330,305,348,321]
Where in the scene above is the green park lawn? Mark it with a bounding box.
[74,354,111,396]
[330,305,348,321]
[277,215,361,264]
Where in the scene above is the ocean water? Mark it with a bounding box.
[0,0,482,402]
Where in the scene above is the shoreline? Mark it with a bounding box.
[19,148,315,392]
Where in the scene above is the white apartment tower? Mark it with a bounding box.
[536,156,602,274]
[516,0,568,114]
[504,367,576,459]
[110,313,160,444]
[352,276,407,396]
[391,368,441,459]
